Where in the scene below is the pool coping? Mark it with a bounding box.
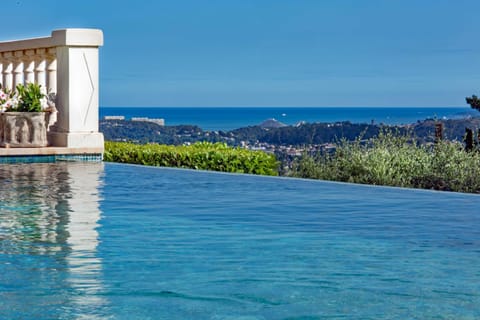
[0,147,103,156]
[0,147,103,163]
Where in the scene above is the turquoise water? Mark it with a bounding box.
[1,162,480,319]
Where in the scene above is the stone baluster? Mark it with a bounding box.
[35,48,47,93]
[2,52,13,90]
[24,49,36,84]
[0,61,3,87]
[13,51,24,87]
[46,48,57,94]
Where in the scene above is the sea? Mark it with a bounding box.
[100,107,477,131]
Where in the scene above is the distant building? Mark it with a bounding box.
[104,115,125,120]
[131,117,165,126]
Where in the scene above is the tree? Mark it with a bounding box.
[466,95,480,112]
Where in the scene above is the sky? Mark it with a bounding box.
[2,0,480,107]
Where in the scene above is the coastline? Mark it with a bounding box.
[99,106,475,131]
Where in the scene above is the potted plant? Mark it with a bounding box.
[0,83,56,148]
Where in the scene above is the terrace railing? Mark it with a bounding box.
[0,29,104,149]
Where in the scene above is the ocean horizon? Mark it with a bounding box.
[100,106,476,131]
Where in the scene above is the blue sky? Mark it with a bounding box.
[2,0,480,107]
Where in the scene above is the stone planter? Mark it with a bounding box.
[0,112,49,148]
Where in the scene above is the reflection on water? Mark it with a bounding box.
[0,162,107,319]
[2,163,480,318]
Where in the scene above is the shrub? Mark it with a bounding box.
[104,141,279,176]
[290,130,480,193]
[1,83,49,112]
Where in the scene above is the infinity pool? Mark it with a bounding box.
[1,162,479,319]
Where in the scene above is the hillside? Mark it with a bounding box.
[100,117,480,147]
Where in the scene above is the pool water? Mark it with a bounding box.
[1,162,479,319]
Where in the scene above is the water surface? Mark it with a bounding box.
[1,163,479,319]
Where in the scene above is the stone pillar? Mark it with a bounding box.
[0,61,3,87]
[2,52,13,90]
[46,48,57,93]
[48,29,104,149]
[13,51,24,87]
[24,49,36,84]
[35,49,47,93]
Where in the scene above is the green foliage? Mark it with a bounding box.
[101,118,480,149]
[104,141,279,176]
[230,122,383,146]
[10,83,45,112]
[290,130,480,193]
[466,94,480,112]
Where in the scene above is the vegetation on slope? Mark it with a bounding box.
[290,130,480,193]
[101,118,480,147]
[104,141,278,176]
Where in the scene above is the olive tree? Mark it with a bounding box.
[466,95,480,112]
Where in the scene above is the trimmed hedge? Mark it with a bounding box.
[290,130,480,193]
[104,141,278,176]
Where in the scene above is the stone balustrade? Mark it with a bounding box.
[0,47,57,93]
[0,29,104,150]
